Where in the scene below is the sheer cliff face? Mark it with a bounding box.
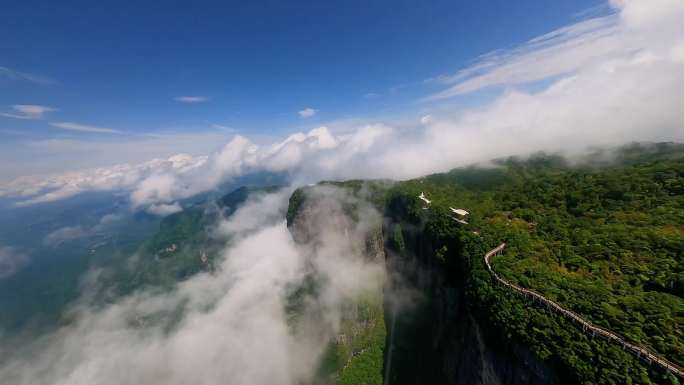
[383,215,561,385]
[288,185,385,264]
[286,185,560,385]
[286,185,387,384]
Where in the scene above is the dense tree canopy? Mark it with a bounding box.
[384,143,684,384]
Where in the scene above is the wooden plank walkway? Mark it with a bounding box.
[485,243,684,378]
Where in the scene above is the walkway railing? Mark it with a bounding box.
[485,243,684,378]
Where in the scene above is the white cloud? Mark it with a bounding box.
[93,213,125,230]
[42,215,128,246]
[1,104,56,120]
[429,16,624,99]
[429,0,684,100]
[262,126,338,172]
[0,131,232,183]
[44,226,87,246]
[174,96,209,103]
[611,0,684,28]
[4,152,209,207]
[0,246,30,279]
[210,124,236,132]
[2,0,683,211]
[0,66,56,85]
[50,122,122,134]
[420,115,432,125]
[215,189,292,236]
[298,108,316,118]
[0,189,385,385]
[146,202,183,216]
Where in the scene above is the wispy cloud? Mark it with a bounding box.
[298,107,316,118]
[0,246,30,279]
[0,66,57,85]
[174,96,209,103]
[50,122,122,134]
[1,104,57,120]
[43,226,87,247]
[427,13,624,99]
[0,185,387,384]
[210,123,236,132]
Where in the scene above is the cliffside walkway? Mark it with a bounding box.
[485,243,684,378]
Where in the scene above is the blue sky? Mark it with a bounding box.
[1,1,603,131]
[1,0,683,208]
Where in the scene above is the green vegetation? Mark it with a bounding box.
[285,278,385,385]
[311,295,386,385]
[288,180,393,228]
[0,201,160,333]
[286,181,389,385]
[103,186,281,297]
[335,297,386,385]
[286,188,306,227]
[383,143,684,384]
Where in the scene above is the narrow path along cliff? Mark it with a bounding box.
[484,244,684,379]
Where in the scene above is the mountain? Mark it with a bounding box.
[1,143,681,384]
[286,142,684,384]
[0,191,160,334]
[0,184,282,335]
[96,185,283,300]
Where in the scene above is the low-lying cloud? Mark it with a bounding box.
[43,226,88,247]
[0,246,30,279]
[42,214,126,247]
[0,187,386,385]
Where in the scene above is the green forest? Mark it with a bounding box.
[382,143,683,384]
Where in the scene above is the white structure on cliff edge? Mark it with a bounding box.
[450,207,469,224]
[418,192,431,209]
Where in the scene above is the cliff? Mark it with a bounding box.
[286,184,387,385]
[286,146,684,385]
[382,204,561,385]
[286,182,561,385]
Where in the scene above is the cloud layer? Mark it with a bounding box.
[0,187,385,385]
[2,0,683,213]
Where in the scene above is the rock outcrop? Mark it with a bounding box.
[287,184,561,385]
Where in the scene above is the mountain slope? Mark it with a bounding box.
[287,142,684,384]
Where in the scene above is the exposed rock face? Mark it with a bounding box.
[286,185,559,385]
[437,298,560,385]
[383,219,561,385]
[288,185,385,264]
[286,185,387,384]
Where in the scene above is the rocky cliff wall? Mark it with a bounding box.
[286,184,561,385]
